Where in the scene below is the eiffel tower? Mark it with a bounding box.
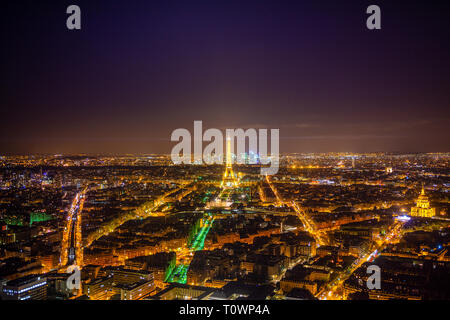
[221,138,238,188]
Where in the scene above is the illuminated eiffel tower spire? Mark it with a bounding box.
[221,137,238,188]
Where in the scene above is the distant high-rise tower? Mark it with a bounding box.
[221,138,238,188]
[410,185,435,217]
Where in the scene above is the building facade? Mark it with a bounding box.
[410,186,435,217]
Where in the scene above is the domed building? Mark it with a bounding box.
[410,185,435,217]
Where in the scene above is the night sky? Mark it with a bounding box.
[1,0,449,154]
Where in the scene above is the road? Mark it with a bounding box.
[316,220,405,300]
[60,188,87,268]
[265,175,326,245]
[84,184,195,247]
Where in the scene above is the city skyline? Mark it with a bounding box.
[1,0,450,306]
[1,152,449,302]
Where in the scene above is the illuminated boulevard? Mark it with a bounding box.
[60,188,87,269]
[317,220,406,300]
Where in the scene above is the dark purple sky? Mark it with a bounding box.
[1,0,449,154]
